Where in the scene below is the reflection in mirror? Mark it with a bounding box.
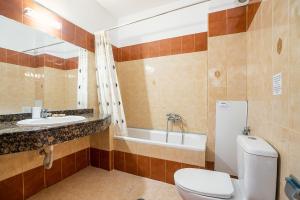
[0,16,87,114]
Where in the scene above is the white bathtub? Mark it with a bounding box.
[114,128,207,153]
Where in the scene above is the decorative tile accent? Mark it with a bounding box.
[227,6,247,34]
[76,149,89,171]
[150,158,166,182]
[209,4,261,37]
[113,150,216,185]
[6,49,20,65]
[23,166,45,199]
[99,149,110,170]
[87,33,95,52]
[113,32,208,62]
[209,10,227,37]
[0,174,23,200]
[0,0,23,23]
[45,159,62,187]
[182,34,196,53]
[124,153,138,175]
[90,148,100,168]
[195,32,208,51]
[166,160,182,184]
[62,19,76,44]
[113,151,125,171]
[61,153,76,179]
[75,26,88,49]
[137,155,150,178]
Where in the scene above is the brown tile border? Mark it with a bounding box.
[23,166,45,199]
[0,0,95,52]
[45,159,62,187]
[0,47,78,70]
[113,150,215,185]
[209,2,261,37]
[0,174,23,200]
[90,148,114,171]
[112,3,261,62]
[112,32,208,62]
[0,148,90,200]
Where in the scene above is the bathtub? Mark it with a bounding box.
[114,128,207,167]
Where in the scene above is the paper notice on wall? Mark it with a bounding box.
[273,73,282,96]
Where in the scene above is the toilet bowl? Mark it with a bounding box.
[174,168,239,200]
[174,136,278,200]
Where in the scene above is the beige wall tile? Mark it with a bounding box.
[90,127,113,151]
[117,52,208,134]
[207,32,247,161]
[0,152,24,181]
[247,0,300,199]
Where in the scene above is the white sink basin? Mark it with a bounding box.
[17,116,86,127]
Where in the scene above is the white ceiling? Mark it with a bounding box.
[34,0,117,32]
[34,0,248,33]
[96,0,180,18]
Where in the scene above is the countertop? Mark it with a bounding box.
[0,109,111,155]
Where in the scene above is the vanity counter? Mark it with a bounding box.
[0,109,111,155]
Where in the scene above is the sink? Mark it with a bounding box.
[17,115,86,127]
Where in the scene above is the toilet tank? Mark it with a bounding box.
[237,135,278,200]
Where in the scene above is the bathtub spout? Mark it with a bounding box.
[166,113,184,144]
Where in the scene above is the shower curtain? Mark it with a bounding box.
[77,48,88,109]
[95,31,127,136]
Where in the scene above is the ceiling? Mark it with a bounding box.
[34,0,117,32]
[96,0,180,18]
[34,0,248,33]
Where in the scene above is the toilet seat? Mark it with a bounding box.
[174,168,234,199]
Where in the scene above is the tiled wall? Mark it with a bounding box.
[112,32,208,62]
[0,0,95,52]
[0,137,90,200]
[112,151,213,185]
[113,4,257,162]
[207,32,247,160]
[117,52,208,133]
[246,0,300,199]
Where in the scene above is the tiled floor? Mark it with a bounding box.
[28,166,182,200]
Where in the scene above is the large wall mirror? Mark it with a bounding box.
[0,16,88,114]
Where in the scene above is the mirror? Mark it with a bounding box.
[0,16,87,114]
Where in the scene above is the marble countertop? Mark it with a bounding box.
[0,109,111,155]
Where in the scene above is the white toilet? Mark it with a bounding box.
[174,135,278,200]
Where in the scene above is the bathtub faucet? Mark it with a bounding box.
[166,113,184,144]
[166,113,182,122]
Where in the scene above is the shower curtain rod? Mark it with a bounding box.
[101,0,211,32]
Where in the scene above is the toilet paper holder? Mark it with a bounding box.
[285,175,300,200]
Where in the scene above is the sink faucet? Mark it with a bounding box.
[41,109,50,118]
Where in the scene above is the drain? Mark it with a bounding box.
[137,198,145,200]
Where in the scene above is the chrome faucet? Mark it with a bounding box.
[41,109,50,118]
[243,126,251,135]
[166,113,184,144]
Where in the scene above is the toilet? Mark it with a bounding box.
[174,135,278,200]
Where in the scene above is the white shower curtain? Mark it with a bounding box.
[95,31,127,136]
[77,48,88,109]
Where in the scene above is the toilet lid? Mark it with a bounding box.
[174,168,234,199]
